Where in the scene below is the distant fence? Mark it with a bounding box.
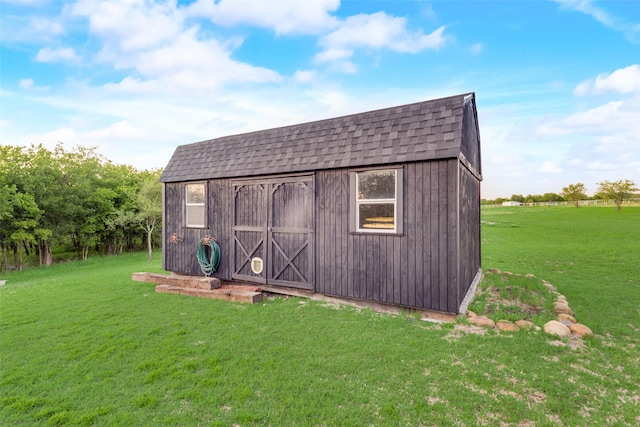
[483,199,640,208]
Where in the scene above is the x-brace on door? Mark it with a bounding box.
[231,175,314,290]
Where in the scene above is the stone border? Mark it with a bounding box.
[466,271,593,341]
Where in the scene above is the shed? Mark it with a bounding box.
[160,93,482,314]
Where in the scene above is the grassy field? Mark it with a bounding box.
[1,206,639,426]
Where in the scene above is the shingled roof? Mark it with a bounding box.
[160,93,475,183]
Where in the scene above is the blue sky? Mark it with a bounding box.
[1,0,638,199]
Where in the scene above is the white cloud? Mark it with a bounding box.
[0,0,46,5]
[102,27,282,94]
[35,46,78,62]
[293,70,316,84]
[538,161,562,174]
[0,15,64,44]
[316,12,446,66]
[553,0,640,43]
[67,1,282,94]
[71,0,183,52]
[31,17,64,36]
[84,121,147,141]
[575,64,640,95]
[19,78,50,92]
[185,0,339,35]
[470,43,483,54]
[315,47,353,63]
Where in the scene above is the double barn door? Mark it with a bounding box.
[231,175,314,290]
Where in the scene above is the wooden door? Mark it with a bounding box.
[267,177,314,289]
[232,175,314,289]
[232,183,267,283]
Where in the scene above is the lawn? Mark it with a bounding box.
[1,206,639,426]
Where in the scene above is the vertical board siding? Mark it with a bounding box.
[232,183,267,283]
[458,164,481,304]
[163,180,232,278]
[315,159,460,312]
[164,158,478,313]
[268,178,314,289]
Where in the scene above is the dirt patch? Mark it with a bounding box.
[444,323,488,341]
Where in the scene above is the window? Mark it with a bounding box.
[351,168,403,234]
[186,183,206,228]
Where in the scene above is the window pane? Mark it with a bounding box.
[187,184,205,204]
[357,170,395,200]
[359,203,395,230]
[187,206,205,227]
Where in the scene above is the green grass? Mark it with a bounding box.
[468,272,557,324]
[481,206,640,336]
[1,206,639,426]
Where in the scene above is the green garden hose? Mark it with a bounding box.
[197,236,220,277]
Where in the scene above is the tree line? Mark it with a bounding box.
[482,180,639,210]
[0,144,162,271]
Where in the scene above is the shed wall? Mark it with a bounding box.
[163,179,233,278]
[458,163,481,307]
[315,159,459,313]
[163,158,476,314]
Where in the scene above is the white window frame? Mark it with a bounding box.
[185,183,206,228]
[350,167,403,234]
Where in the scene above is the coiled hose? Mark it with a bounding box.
[197,236,220,277]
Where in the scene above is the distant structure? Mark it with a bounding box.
[502,201,522,207]
[160,93,482,315]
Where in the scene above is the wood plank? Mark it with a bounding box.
[385,237,393,304]
[132,272,220,289]
[448,160,459,313]
[438,161,450,312]
[406,163,417,307]
[415,162,424,309]
[316,172,326,294]
[155,284,262,303]
[421,162,432,309]
[430,162,440,310]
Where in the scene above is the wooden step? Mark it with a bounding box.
[155,284,262,303]
[132,272,220,290]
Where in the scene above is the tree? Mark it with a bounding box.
[1,143,160,268]
[136,170,163,261]
[561,183,588,207]
[596,179,638,211]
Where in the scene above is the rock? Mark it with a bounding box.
[558,313,576,323]
[469,315,495,329]
[503,271,513,276]
[496,320,520,332]
[553,302,574,315]
[542,280,557,291]
[569,323,593,337]
[555,295,567,303]
[485,269,501,274]
[525,274,536,279]
[466,310,478,318]
[515,320,535,330]
[544,320,571,338]
[558,319,574,327]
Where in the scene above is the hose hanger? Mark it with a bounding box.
[197,235,221,277]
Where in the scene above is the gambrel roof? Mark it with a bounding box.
[160,93,481,183]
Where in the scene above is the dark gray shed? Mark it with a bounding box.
[160,93,482,314]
